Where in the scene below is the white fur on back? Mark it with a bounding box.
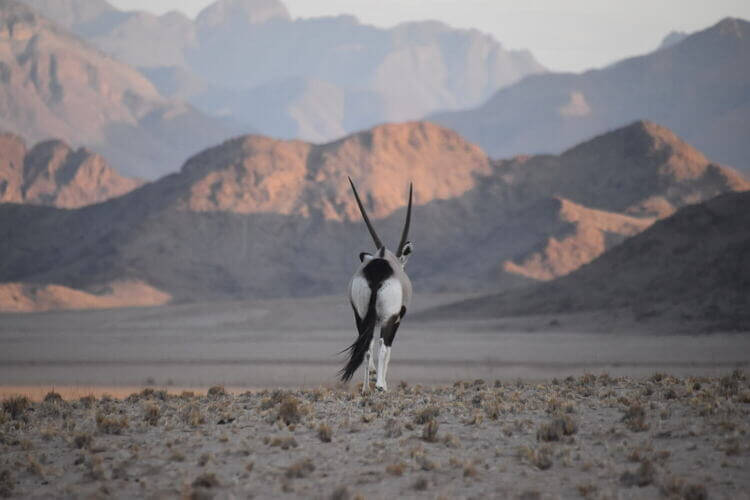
[350,276,370,319]
[376,278,403,320]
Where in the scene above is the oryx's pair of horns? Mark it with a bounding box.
[348,176,412,258]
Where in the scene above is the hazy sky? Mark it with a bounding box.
[109,0,750,72]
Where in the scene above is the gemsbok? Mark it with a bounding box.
[340,177,413,392]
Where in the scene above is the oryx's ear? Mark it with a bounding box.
[359,252,373,263]
[398,241,413,265]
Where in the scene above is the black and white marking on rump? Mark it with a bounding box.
[362,258,393,291]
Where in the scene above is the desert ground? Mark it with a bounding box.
[1,295,749,498]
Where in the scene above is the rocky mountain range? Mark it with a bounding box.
[0,0,237,179]
[0,120,745,311]
[431,190,750,333]
[0,132,140,207]
[19,0,545,143]
[432,17,750,174]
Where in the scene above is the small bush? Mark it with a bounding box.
[181,404,205,426]
[95,412,129,434]
[2,396,30,420]
[143,403,160,426]
[0,469,13,498]
[413,477,429,491]
[73,433,92,449]
[43,391,62,403]
[384,418,402,438]
[269,436,298,450]
[207,386,226,398]
[278,396,301,425]
[414,406,439,424]
[385,463,405,476]
[286,458,315,478]
[317,423,332,443]
[620,460,655,488]
[192,472,219,488]
[622,404,649,432]
[537,415,577,442]
[422,420,439,442]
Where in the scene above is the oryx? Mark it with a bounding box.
[340,177,413,392]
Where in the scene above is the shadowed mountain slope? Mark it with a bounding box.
[432,18,750,174]
[430,191,750,332]
[0,121,746,309]
[0,132,141,207]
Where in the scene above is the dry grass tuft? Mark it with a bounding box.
[2,396,30,420]
[43,391,63,403]
[622,403,649,432]
[385,463,406,476]
[683,484,708,500]
[78,395,96,409]
[269,436,298,450]
[518,446,553,470]
[620,460,655,487]
[181,404,205,426]
[576,483,598,498]
[278,396,301,425]
[73,433,92,449]
[330,485,351,500]
[422,419,439,442]
[317,423,332,443]
[413,477,429,491]
[414,406,440,424]
[463,463,479,478]
[192,472,220,488]
[384,418,402,438]
[286,458,315,478]
[0,469,13,498]
[143,403,160,426]
[95,412,129,434]
[207,386,227,398]
[537,415,577,441]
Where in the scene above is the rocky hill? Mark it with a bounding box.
[19,0,545,143]
[0,132,141,207]
[0,0,236,178]
[0,121,745,310]
[432,17,750,174]
[431,191,750,332]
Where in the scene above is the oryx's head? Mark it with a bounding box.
[348,176,413,268]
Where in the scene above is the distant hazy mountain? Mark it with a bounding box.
[432,18,750,174]
[432,190,750,333]
[0,121,745,310]
[0,0,237,178]
[20,0,545,143]
[0,132,141,207]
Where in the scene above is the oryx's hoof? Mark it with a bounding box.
[375,383,387,392]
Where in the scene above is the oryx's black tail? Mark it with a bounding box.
[340,294,378,382]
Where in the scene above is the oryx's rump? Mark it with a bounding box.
[341,257,395,382]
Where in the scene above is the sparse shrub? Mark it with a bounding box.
[208,385,226,398]
[484,401,501,420]
[286,458,315,478]
[269,436,298,450]
[414,406,439,424]
[683,484,708,500]
[95,412,129,434]
[576,483,598,498]
[78,395,95,409]
[463,464,479,478]
[143,403,160,426]
[518,446,553,470]
[278,396,301,425]
[384,418,402,438]
[622,404,649,432]
[422,420,439,442]
[331,485,351,500]
[0,469,13,498]
[2,396,30,420]
[413,477,428,491]
[663,388,677,400]
[26,456,43,477]
[442,433,460,448]
[43,391,62,403]
[181,404,205,426]
[192,472,219,488]
[719,375,739,397]
[537,415,577,442]
[317,423,332,442]
[73,433,92,449]
[385,463,405,476]
[620,460,655,487]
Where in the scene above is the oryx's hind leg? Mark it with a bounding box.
[376,313,402,392]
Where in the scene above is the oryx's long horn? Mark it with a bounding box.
[396,183,413,257]
[348,176,383,250]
